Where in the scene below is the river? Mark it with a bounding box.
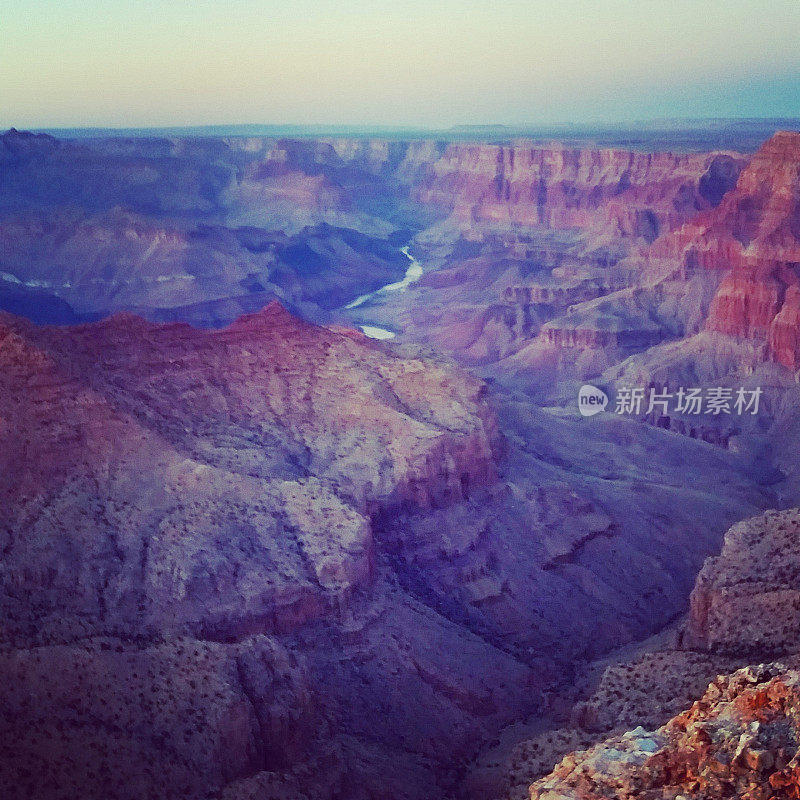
[345,246,423,339]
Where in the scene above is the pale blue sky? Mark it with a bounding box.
[2,0,799,128]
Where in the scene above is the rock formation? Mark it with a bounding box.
[651,132,800,273]
[644,131,800,369]
[0,296,775,799]
[770,285,800,369]
[686,509,800,655]
[0,208,410,325]
[414,144,743,242]
[405,131,800,392]
[366,141,754,375]
[530,663,800,800]
[0,301,500,643]
[491,648,741,800]
[0,129,420,325]
[498,507,800,800]
[0,302,537,799]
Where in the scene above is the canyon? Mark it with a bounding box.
[1,120,800,799]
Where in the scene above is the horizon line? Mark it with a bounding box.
[5,116,799,140]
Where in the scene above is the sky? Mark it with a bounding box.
[2,0,800,129]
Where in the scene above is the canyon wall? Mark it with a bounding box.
[686,508,800,655]
[641,131,800,370]
[0,297,774,798]
[413,144,743,241]
[485,131,800,391]
[0,129,426,325]
[392,142,751,374]
[0,302,540,799]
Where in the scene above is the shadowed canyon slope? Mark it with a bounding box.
[0,303,522,799]
[0,301,500,641]
[0,129,429,325]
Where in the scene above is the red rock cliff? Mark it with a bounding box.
[413,144,743,241]
[641,132,800,368]
[704,133,800,366]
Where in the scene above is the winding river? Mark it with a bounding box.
[346,246,423,339]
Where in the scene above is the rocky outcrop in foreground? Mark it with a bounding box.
[530,663,800,800]
[494,508,800,800]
